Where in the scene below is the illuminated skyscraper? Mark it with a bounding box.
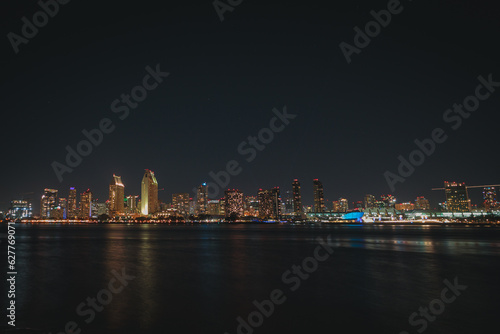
[415,196,430,210]
[40,189,58,218]
[141,170,159,215]
[125,195,139,214]
[172,193,190,216]
[59,198,67,219]
[196,183,208,215]
[68,187,77,219]
[313,179,325,213]
[483,187,497,210]
[79,189,92,218]
[109,175,125,215]
[258,188,281,220]
[444,181,471,212]
[224,189,244,218]
[292,179,302,214]
[244,196,259,216]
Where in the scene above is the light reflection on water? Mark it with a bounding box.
[8,224,500,334]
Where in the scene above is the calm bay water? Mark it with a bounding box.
[4,223,500,333]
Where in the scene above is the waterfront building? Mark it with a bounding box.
[292,179,302,214]
[225,189,244,218]
[109,175,125,215]
[444,181,471,212]
[141,170,159,215]
[59,198,67,219]
[40,189,58,218]
[483,187,497,210]
[125,195,139,214]
[196,183,208,215]
[68,187,78,219]
[207,199,222,216]
[415,196,430,210]
[338,198,349,212]
[258,187,281,220]
[172,193,190,216]
[313,179,325,213]
[364,194,376,209]
[244,196,259,216]
[79,189,92,218]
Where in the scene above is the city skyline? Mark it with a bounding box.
[4,172,499,219]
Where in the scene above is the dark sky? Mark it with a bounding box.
[1,0,499,213]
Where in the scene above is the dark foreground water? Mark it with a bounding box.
[3,223,500,334]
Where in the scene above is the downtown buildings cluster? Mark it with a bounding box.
[2,170,500,222]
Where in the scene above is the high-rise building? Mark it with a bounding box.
[125,195,139,214]
[58,198,67,219]
[79,189,92,218]
[415,196,430,210]
[207,199,222,216]
[244,196,259,216]
[258,188,281,220]
[364,194,376,209]
[41,189,58,218]
[196,183,208,215]
[172,193,190,216]
[483,187,497,210]
[283,191,294,215]
[8,200,33,219]
[292,179,302,214]
[313,179,325,213]
[224,189,244,218]
[444,181,471,212]
[141,170,159,215]
[68,187,77,219]
[338,198,349,212]
[109,175,125,216]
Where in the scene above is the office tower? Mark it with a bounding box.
[395,202,414,211]
[244,196,259,216]
[364,194,376,209]
[40,189,58,218]
[283,191,294,214]
[141,170,159,215]
[483,187,497,210]
[68,187,77,219]
[172,193,190,216]
[332,201,340,212]
[444,181,471,212]
[292,179,302,214]
[8,200,33,219]
[313,179,325,213]
[189,198,196,215]
[79,189,92,218]
[125,195,139,214]
[415,196,430,210]
[196,183,208,215]
[224,189,244,218]
[258,187,281,220]
[58,198,67,219]
[109,175,125,215]
[338,198,349,212]
[207,200,221,216]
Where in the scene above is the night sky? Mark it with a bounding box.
[1,0,499,213]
